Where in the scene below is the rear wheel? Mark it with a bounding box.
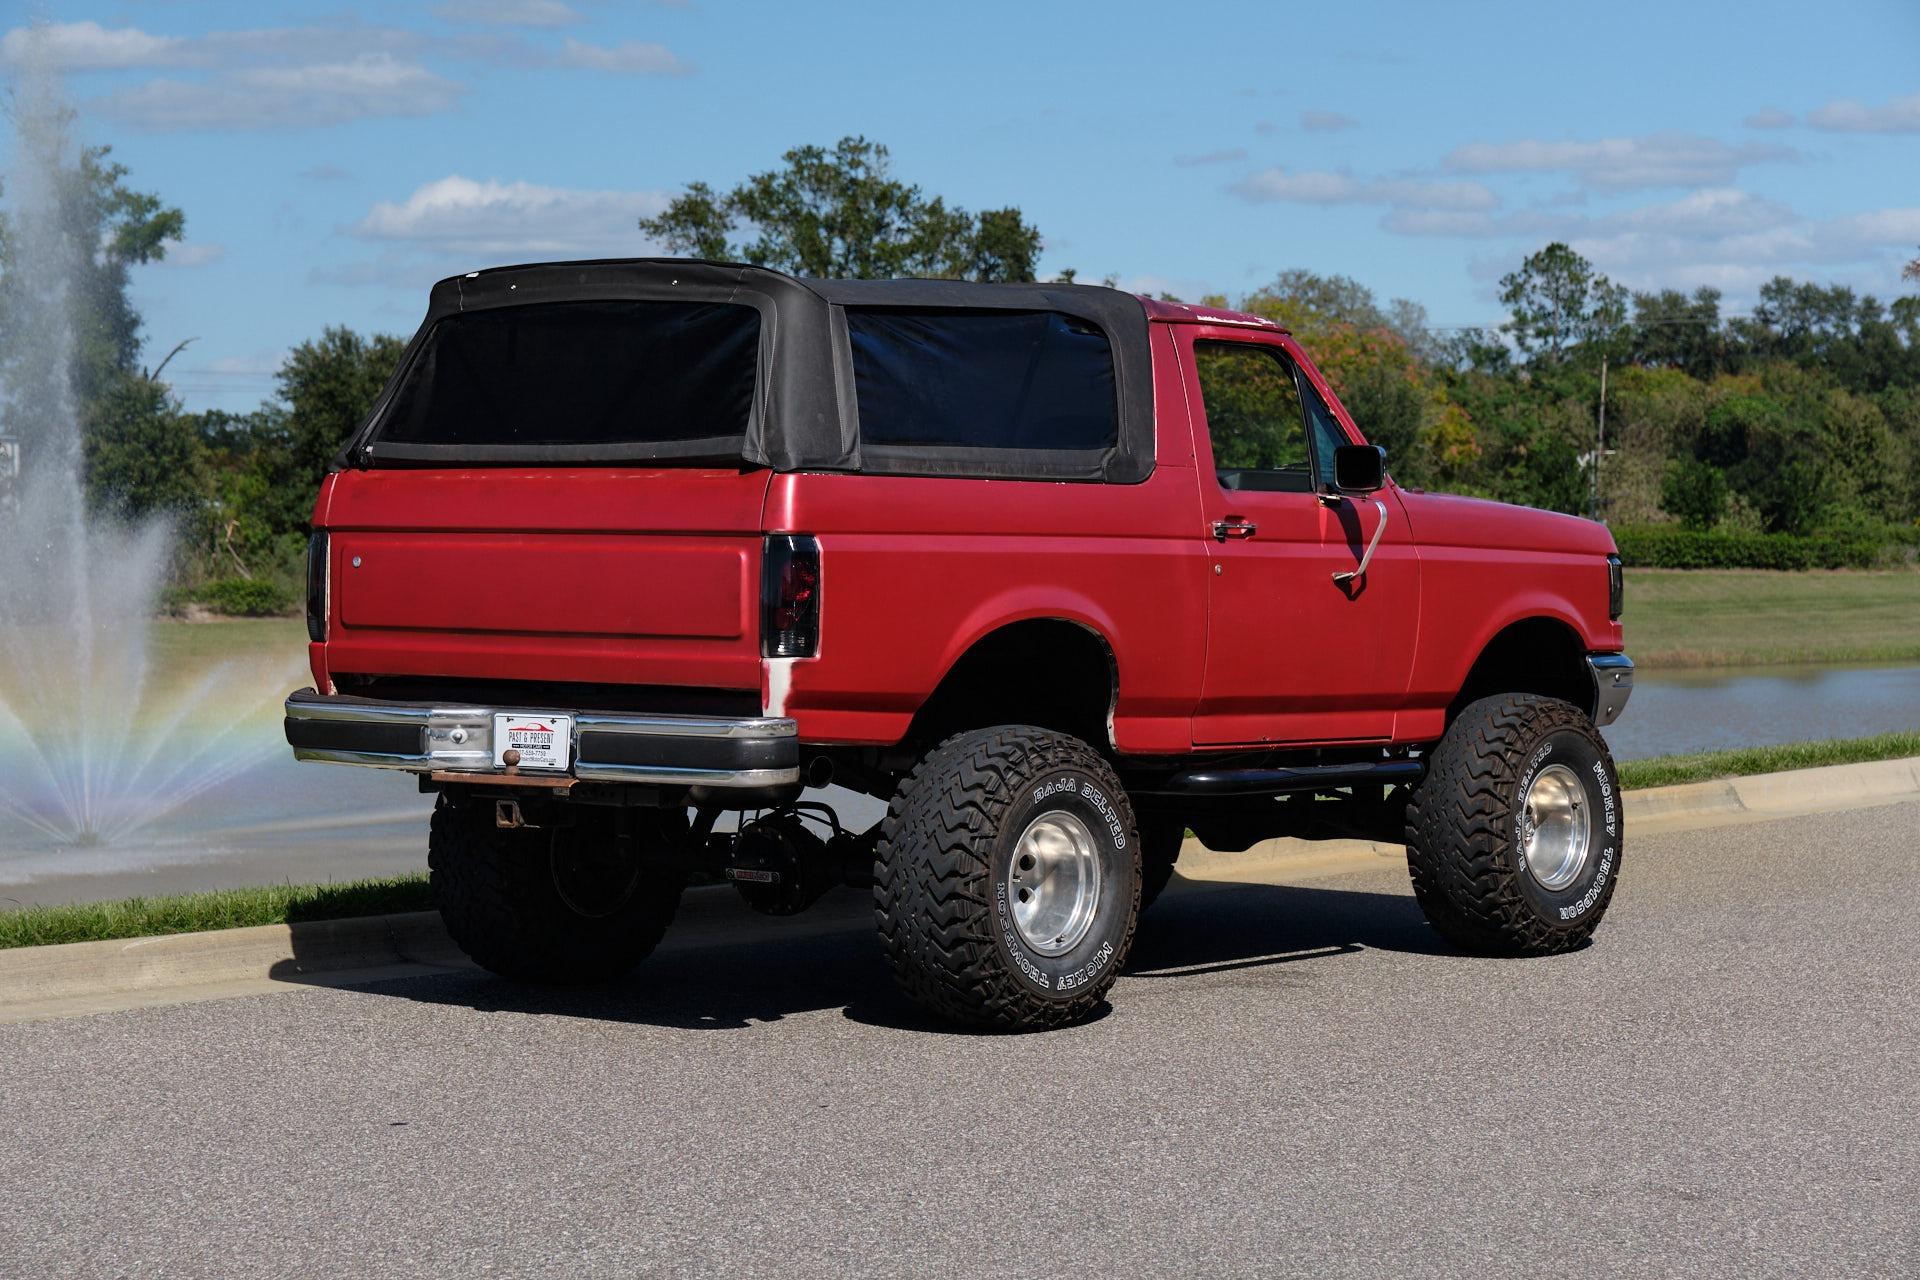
[428,793,686,983]
[874,726,1140,1030]
[1405,694,1623,955]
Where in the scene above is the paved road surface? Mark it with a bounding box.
[2,801,1915,1278]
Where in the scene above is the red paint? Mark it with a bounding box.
[308,298,1622,753]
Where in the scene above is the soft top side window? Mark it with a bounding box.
[846,308,1118,455]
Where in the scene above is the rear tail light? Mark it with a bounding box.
[1607,554,1624,621]
[306,530,329,643]
[762,534,820,658]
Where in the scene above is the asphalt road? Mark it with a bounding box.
[2,801,1916,1279]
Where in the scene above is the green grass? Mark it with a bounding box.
[1625,567,1920,668]
[0,873,431,951]
[1617,730,1920,790]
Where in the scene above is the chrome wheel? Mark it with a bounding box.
[1008,810,1103,956]
[1518,763,1591,891]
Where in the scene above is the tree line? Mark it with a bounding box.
[3,136,1916,615]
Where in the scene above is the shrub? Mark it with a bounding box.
[1611,525,1900,570]
[197,576,296,617]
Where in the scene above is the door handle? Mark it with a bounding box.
[1333,499,1389,584]
[1212,518,1257,541]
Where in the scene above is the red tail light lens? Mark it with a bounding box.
[762,535,820,658]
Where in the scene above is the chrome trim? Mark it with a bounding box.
[573,711,796,741]
[1587,653,1634,727]
[285,690,799,789]
[572,764,802,787]
[1333,498,1389,585]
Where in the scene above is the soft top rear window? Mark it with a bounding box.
[847,308,1118,456]
[371,299,759,459]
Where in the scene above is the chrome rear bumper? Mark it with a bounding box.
[283,689,799,790]
[1587,653,1634,727]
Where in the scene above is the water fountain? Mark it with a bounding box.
[0,34,310,878]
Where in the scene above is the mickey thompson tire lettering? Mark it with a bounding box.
[1403,693,1623,956]
[874,725,1141,1030]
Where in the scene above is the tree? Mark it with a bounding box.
[1905,249,1919,283]
[1498,242,1628,366]
[276,326,407,487]
[639,136,1043,281]
[82,372,203,520]
[0,136,183,404]
[1660,458,1728,530]
[0,121,185,476]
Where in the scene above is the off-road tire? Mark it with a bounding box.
[1137,816,1185,914]
[428,793,686,983]
[1405,694,1623,955]
[875,726,1141,1030]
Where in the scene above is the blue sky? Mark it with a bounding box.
[4,0,1918,413]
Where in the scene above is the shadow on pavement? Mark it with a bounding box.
[292,876,1450,1034]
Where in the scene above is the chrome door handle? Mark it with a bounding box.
[1333,499,1389,584]
[1212,518,1257,541]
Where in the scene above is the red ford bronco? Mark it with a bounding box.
[285,259,1633,1030]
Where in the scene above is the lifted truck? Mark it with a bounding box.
[285,259,1633,1030]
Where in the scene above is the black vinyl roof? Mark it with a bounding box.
[344,259,1154,481]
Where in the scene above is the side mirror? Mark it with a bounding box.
[1332,443,1386,493]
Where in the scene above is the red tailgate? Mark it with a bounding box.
[320,467,771,691]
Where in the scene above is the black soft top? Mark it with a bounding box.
[338,258,1154,483]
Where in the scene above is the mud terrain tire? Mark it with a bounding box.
[1405,694,1623,955]
[428,793,685,983]
[875,726,1140,1030]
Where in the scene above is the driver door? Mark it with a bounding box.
[1178,327,1419,746]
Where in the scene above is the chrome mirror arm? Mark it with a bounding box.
[1332,499,1389,584]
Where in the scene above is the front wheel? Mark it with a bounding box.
[1404,694,1623,955]
[874,726,1141,1030]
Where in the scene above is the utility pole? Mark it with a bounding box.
[1592,354,1608,522]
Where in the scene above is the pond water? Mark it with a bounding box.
[1602,663,1920,761]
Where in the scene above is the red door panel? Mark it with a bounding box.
[1176,327,1421,746]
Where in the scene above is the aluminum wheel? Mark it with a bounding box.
[1518,762,1591,891]
[1008,810,1103,956]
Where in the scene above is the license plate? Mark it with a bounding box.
[493,714,572,771]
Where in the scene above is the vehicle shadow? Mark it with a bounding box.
[287,877,1453,1035]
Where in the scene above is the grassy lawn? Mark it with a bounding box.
[0,873,432,951]
[1624,568,1920,668]
[1615,729,1920,790]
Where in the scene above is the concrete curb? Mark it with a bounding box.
[1168,753,1920,877]
[0,911,465,1009]
[3,755,1916,1020]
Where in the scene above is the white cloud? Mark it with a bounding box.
[3,17,693,133]
[0,20,185,70]
[1387,183,1920,299]
[1744,107,1794,129]
[547,38,690,75]
[1174,147,1247,168]
[1444,131,1795,190]
[1234,168,1497,212]
[351,174,672,257]
[1300,109,1357,132]
[432,0,582,27]
[1807,90,1920,133]
[155,240,227,268]
[98,55,464,132]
